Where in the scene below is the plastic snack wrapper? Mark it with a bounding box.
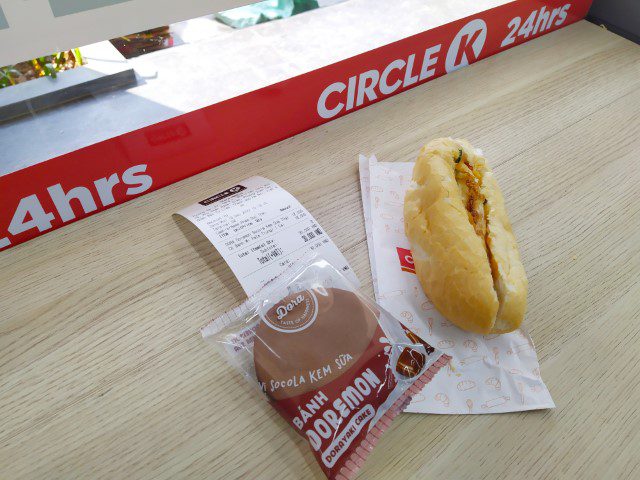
[202,256,450,480]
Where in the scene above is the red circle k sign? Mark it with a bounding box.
[446,19,487,73]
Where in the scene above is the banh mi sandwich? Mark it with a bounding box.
[404,138,527,334]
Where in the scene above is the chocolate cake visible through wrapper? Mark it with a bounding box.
[254,288,378,400]
[203,257,450,480]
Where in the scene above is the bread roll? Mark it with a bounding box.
[404,138,527,334]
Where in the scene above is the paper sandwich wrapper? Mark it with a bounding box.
[359,154,554,414]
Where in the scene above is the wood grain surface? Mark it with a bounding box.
[1,21,639,479]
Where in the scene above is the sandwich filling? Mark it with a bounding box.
[452,149,499,289]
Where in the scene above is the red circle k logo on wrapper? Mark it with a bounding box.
[264,290,319,333]
[396,247,416,274]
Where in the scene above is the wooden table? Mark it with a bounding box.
[2,21,639,479]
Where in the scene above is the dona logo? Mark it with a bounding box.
[264,289,319,333]
[276,294,305,320]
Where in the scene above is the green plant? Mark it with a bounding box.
[0,66,19,87]
[33,48,83,78]
[1,48,84,89]
[72,48,83,66]
[31,56,58,78]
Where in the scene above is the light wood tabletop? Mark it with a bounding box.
[1,20,639,480]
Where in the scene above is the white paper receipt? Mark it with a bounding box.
[177,176,359,296]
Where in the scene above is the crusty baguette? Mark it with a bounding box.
[404,138,527,334]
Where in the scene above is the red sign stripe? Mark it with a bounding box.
[0,0,592,250]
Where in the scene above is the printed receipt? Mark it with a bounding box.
[177,176,359,296]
